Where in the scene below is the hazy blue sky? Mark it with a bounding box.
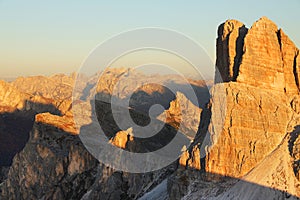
[1,0,299,77]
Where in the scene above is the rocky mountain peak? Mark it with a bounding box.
[217,19,245,40]
[215,19,248,83]
[216,16,300,96]
[253,16,278,30]
[0,80,29,111]
[206,18,300,197]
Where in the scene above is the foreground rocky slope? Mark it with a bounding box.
[0,113,97,199]
[0,79,73,168]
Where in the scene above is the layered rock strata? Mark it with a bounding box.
[208,17,300,181]
[167,17,300,199]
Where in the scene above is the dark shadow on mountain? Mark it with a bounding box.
[167,169,299,200]
[80,82,96,101]
[215,22,229,83]
[289,125,300,181]
[289,125,300,155]
[233,26,248,80]
[93,79,210,154]
[0,119,98,200]
[166,116,299,199]
[95,96,186,153]
[215,23,248,83]
[164,81,211,109]
[0,101,62,166]
[129,84,176,117]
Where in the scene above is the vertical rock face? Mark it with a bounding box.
[290,127,300,181]
[206,83,292,177]
[230,17,300,95]
[279,29,300,95]
[217,17,300,95]
[166,17,300,199]
[0,80,29,110]
[0,78,74,168]
[158,91,203,138]
[207,16,300,182]
[236,17,284,91]
[215,20,248,83]
[0,114,98,200]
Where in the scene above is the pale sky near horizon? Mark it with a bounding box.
[0,0,299,78]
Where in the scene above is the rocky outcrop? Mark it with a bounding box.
[206,82,293,177]
[1,100,178,200]
[206,17,300,179]
[0,113,98,200]
[214,134,300,199]
[179,145,201,170]
[237,17,299,95]
[279,29,300,95]
[35,112,77,134]
[208,16,300,199]
[215,19,248,83]
[216,17,300,96]
[290,126,300,181]
[166,17,300,199]
[0,79,73,168]
[94,68,208,143]
[109,128,134,149]
[158,91,202,138]
[0,79,71,115]
[25,95,72,115]
[0,166,9,183]
[0,80,30,111]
